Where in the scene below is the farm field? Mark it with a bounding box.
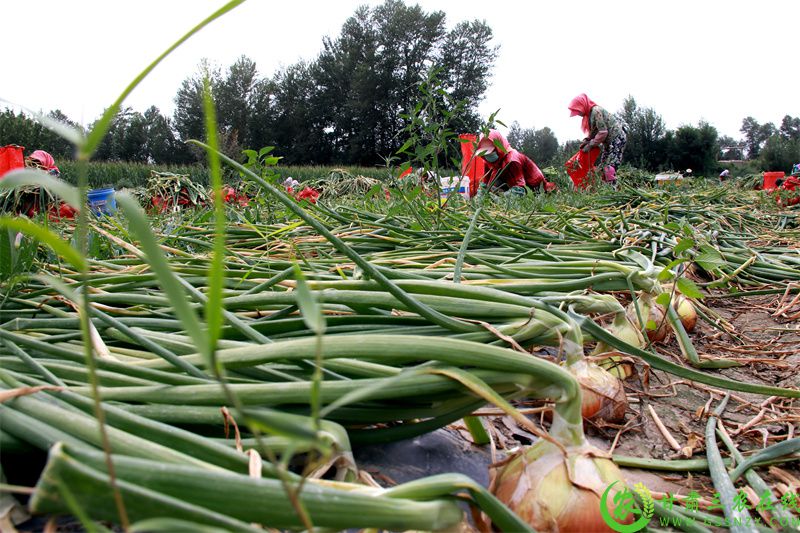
[2,169,800,532]
[2,1,800,530]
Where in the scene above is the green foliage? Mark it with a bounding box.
[718,135,745,160]
[85,105,190,165]
[54,160,389,190]
[170,0,497,167]
[759,135,800,173]
[0,108,81,159]
[779,115,800,141]
[396,68,467,180]
[0,227,38,297]
[616,96,668,171]
[507,122,559,166]
[740,116,776,159]
[668,121,720,176]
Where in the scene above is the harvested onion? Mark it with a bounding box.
[626,294,669,343]
[491,440,633,532]
[673,293,697,332]
[592,312,645,356]
[597,350,635,380]
[569,360,627,423]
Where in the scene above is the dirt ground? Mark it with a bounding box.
[356,292,800,529]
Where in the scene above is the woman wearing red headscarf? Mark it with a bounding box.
[26,150,60,176]
[475,129,555,196]
[568,94,626,186]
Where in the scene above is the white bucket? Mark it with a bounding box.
[439,176,471,200]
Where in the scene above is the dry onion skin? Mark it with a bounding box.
[625,295,669,343]
[491,440,633,532]
[569,360,627,423]
[596,350,635,381]
[592,312,645,356]
[672,293,697,332]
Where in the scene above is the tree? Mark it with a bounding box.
[217,55,259,148]
[437,19,498,133]
[506,122,559,166]
[312,1,448,165]
[740,116,775,159]
[274,0,497,165]
[173,60,222,160]
[245,78,277,152]
[270,62,332,164]
[670,121,719,175]
[92,107,148,162]
[532,127,559,166]
[616,96,667,170]
[142,106,185,164]
[717,135,744,160]
[45,110,82,158]
[779,115,800,142]
[0,108,80,160]
[507,122,536,158]
[165,1,496,166]
[760,135,800,172]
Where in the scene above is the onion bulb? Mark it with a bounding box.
[569,360,627,423]
[597,351,635,380]
[672,293,697,332]
[625,294,669,343]
[491,440,633,532]
[592,312,645,356]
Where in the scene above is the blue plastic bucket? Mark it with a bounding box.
[87,188,116,216]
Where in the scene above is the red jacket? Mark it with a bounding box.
[477,130,546,190]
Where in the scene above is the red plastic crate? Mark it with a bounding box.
[763,171,785,191]
[0,145,25,179]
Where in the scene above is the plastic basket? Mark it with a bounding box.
[87,188,117,216]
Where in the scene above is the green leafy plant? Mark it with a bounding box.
[396,67,468,204]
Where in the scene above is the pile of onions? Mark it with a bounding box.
[491,440,633,532]
[569,360,627,423]
[625,294,669,343]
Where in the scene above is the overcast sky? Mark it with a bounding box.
[3,0,798,145]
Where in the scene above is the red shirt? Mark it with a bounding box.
[477,130,545,189]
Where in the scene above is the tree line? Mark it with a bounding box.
[2,0,798,176]
[1,0,496,169]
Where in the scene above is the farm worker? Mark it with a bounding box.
[26,150,60,176]
[719,169,730,181]
[775,174,800,206]
[474,129,555,196]
[568,94,627,187]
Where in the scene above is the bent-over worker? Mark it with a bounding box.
[475,129,555,196]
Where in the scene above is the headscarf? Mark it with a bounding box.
[475,129,548,190]
[476,129,511,158]
[29,150,57,170]
[568,93,597,135]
